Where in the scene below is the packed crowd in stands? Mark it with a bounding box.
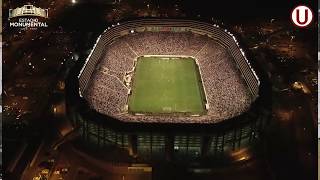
[84,31,253,123]
[86,71,128,114]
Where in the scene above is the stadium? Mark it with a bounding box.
[67,19,268,162]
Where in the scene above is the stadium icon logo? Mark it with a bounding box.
[9,5,49,29]
[9,5,48,19]
[291,5,313,27]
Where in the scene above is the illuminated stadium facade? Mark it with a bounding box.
[67,19,268,162]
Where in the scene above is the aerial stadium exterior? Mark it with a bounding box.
[67,19,269,162]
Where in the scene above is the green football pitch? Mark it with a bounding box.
[128,56,206,115]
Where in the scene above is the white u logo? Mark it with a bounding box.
[291,5,313,27]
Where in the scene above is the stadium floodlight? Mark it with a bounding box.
[130,30,134,33]
[117,22,120,25]
[71,0,76,4]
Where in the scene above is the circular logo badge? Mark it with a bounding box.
[291,5,313,27]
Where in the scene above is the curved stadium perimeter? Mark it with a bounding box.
[78,19,259,124]
[69,19,266,161]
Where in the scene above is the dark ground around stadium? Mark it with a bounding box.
[2,0,317,180]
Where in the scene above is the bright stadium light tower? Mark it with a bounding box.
[71,0,77,4]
